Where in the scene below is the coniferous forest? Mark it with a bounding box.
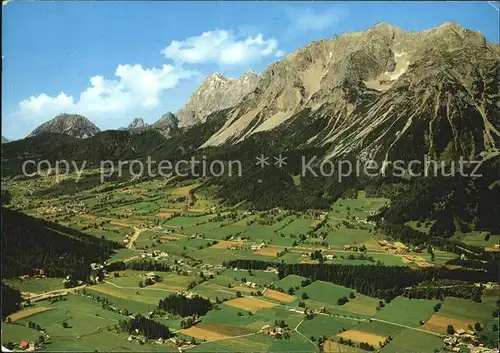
[1,207,120,280]
[158,294,212,317]
[1,282,22,319]
[118,315,172,339]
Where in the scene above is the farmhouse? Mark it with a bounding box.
[146,272,157,280]
[202,270,214,277]
[265,267,279,274]
[311,221,322,230]
[245,281,257,288]
[90,263,104,271]
[378,240,389,246]
[324,254,335,260]
[251,242,266,250]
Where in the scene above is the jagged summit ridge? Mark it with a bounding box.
[28,114,101,139]
[153,112,179,129]
[198,22,499,163]
[176,71,260,127]
[127,118,147,129]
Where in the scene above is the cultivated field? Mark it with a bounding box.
[420,314,472,333]
[225,297,278,311]
[8,306,52,322]
[374,297,439,327]
[264,289,296,303]
[181,322,251,341]
[337,330,387,347]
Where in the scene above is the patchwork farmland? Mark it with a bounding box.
[2,175,499,353]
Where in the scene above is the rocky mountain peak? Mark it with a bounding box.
[176,71,260,127]
[128,118,147,129]
[153,112,179,130]
[28,114,100,139]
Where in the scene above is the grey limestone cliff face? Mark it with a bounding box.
[28,114,101,139]
[198,22,499,163]
[176,72,260,127]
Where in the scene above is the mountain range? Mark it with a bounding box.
[2,21,499,236]
[21,22,499,165]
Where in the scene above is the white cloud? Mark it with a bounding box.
[161,30,283,65]
[14,29,283,127]
[287,7,346,33]
[16,64,195,123]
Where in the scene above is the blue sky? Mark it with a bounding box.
[2,1,499,140]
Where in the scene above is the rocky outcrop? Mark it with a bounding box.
[176,72,260,127]
[28,114,101,139]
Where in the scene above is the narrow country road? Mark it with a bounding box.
[24,284,87,302]
[294,319,319,352]
[103,280,178,293]
[126,227,142,249]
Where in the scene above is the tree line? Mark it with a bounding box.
[223,260,496,300]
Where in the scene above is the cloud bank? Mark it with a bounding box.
[18,64,194,123]
[14,30,284,125]
[161,30,284,65]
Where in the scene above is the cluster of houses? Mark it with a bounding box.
[6,340,38,351]
[189,233,202,239]
[39,201,88,216]
[126,330,172,346]
[89,262,108,284]
[140,250,169,259]
[260,324,288,336]
[123,234,132,244]
[443,329,498,353]
[300,252,336,260]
